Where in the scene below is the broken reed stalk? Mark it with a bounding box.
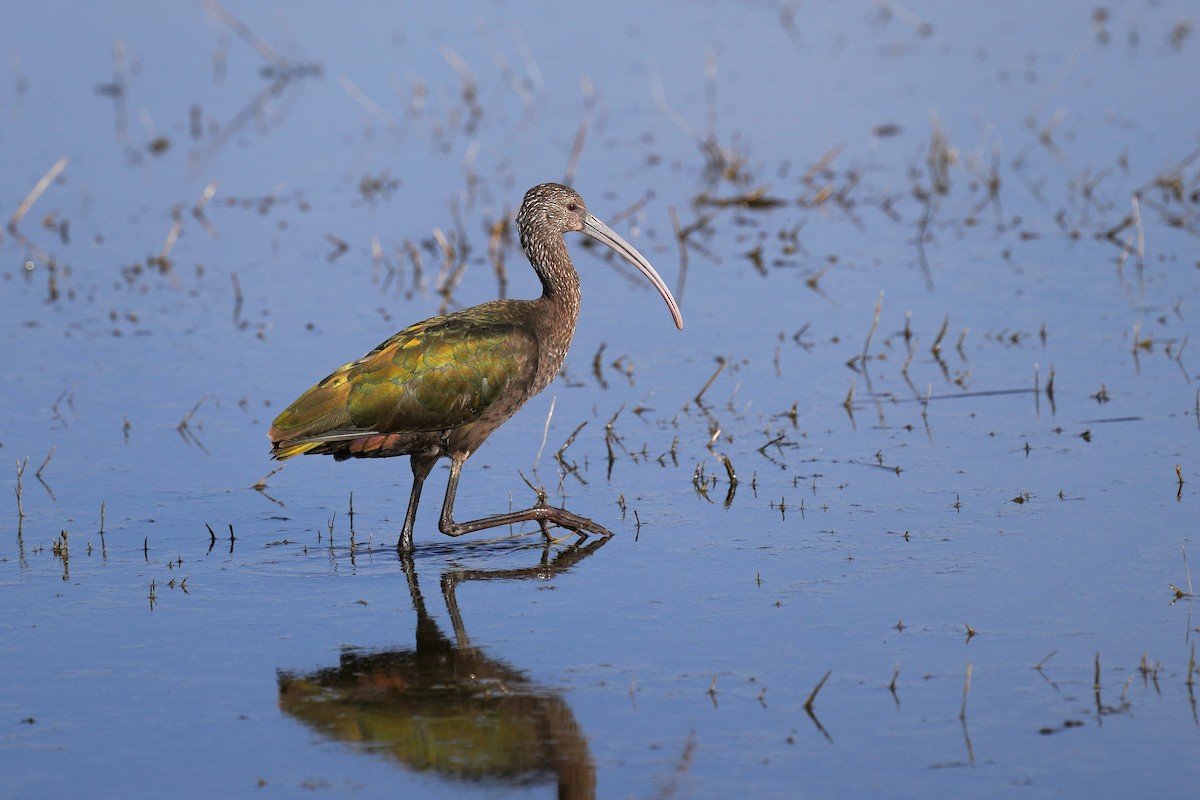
[231,272,244,323]
[556,421,587,462]
[253,464,284,490]
[193,181,218,236]
[203,0,292,67]
[517,469,547,505]
[694,357,726,405]
[591,341,608,387]
[717,453,737,487]
[15,457,29,518]
[804,669,832,712]
[487,219,507,299]
[861,291,883,365]
[532,396,556,472]
[339,75,398,128]
[8,156,69,233]
[669,205,689,303]
[1131,193,1145,278]
[404,239,423,292]
[959,662,973,720]
[901,338,917,375]
[931,315,949,357]
[158,209,183,265]
[704,47,718,145]
[562,76,595,186]
[1184,543,1194,597]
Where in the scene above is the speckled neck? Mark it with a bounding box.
[518,219,581,390]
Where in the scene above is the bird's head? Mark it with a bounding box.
[518,182,587,239]
[517,182,684,330]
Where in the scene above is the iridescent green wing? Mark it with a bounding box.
[270,313,537,446]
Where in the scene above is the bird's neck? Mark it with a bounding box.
[526,235,581,376]
[537,237,581,305]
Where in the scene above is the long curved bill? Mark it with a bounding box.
[582,212,684,330]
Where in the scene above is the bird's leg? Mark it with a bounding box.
[399,453,439,553]
[439,572,472,651]
[438,456,614,540]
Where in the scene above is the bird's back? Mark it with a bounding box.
[269,301,544,461]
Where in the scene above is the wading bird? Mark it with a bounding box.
[269,183,683,552]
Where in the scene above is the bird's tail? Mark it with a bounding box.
[270,440,319,461]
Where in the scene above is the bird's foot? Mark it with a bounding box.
[534,505,613,541]
[436,503,613,543]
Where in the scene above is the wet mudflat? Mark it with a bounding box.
[2,2,1199,797]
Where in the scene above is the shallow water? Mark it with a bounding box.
[3,1,1199,797]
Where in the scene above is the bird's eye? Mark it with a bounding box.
[567,203,578,212]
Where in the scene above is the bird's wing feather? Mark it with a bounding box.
[269,314,538,449]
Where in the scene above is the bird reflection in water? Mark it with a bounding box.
[277,540,606,799]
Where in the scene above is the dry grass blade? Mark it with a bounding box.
[804,669,831,713]
[861,291,884,366]
[931,315,949,357]
[15,457,29,519]
[231,272,244,325]
[562,76,595,186]
[488,218,509,299]
[474,18,534,107]
[669,206,689,303]
[1034,650,1058,671]
[253,465,284,490]
[440,46,482,132]
[1169,544,1195,599]
[1185,543,1194,595]
[338,74,397,128]
[8,156,68,234]
[203,0,292,68]
[801,142,847,187]
[693,357,726,406]
[1131,193,1145,280]
[532,396,556,472]
[555,421,587,463]
[35,447,54,481]
[650,730,698,800]
[959,662,973,720]
[717,453,737,488]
